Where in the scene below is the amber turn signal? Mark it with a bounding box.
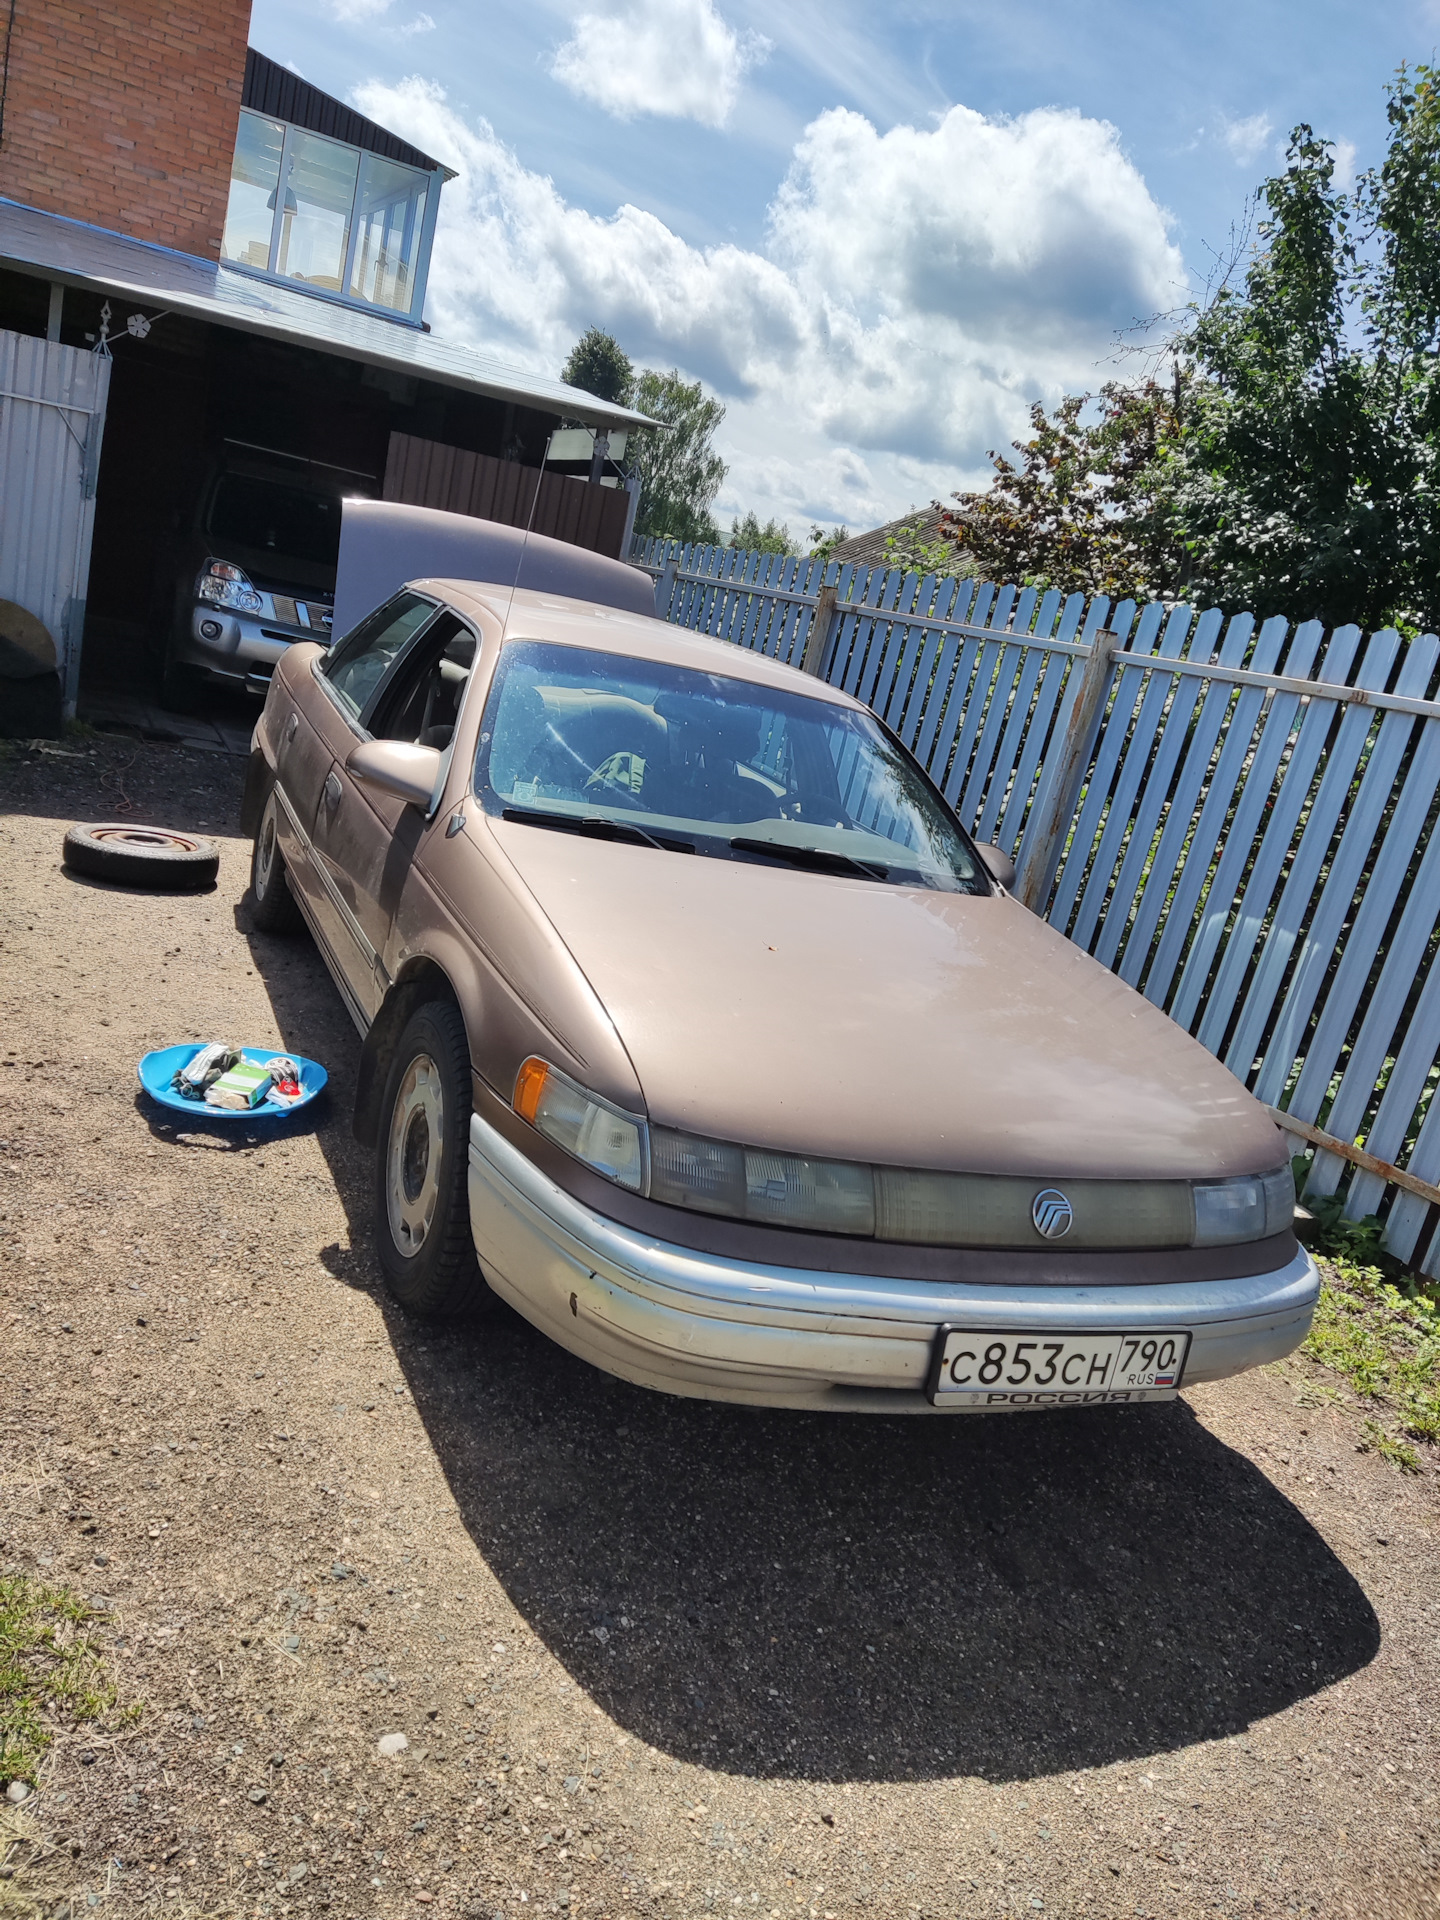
[513,1056,549,1124]
[512,1056,648,1192]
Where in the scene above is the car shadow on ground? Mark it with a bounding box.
[239,909,1382,1788]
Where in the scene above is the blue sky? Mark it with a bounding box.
[248,0,1440,536]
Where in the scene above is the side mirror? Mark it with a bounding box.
[977,842,1017,890]
[346,740,442,809]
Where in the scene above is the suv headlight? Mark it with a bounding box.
[513,1058,647,1192]
[197,559,263,614]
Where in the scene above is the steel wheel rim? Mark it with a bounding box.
[91,826,202,850]
[256,806,279,895]
[386,1052,443,1259]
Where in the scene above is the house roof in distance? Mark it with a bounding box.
[0,198,659,431]
[829,506,945,568]
[242,49,455,180]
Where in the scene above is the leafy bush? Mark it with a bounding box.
[1301,1257,1440,1468]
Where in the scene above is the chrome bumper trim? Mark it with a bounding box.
[466,1109,1321,1412]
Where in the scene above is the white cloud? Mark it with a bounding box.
[550,0,769,128]
[1332,137,1357,189]
[329,0,438,31]
[353,77,1184,530]
[1218,112,1273,165]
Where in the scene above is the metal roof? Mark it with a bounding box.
[0,198,658,430]
[830,508,946,567]
[242,50,454,179]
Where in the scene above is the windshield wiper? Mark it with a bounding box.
[502,805,694,854]
[728,835,889,881]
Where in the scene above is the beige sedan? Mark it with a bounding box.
[242,559,1316,1413]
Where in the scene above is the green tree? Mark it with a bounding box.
[630,368,728,545]
[728,512,795,554]
[1168,74,1440,630]
[938,377,1189,599]
[807,523,849,562]
[560,328,634,405]
[881,518,974,581]
[929,64,1440,630]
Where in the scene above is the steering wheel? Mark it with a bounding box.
[584,751,651,810]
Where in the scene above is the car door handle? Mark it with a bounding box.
[324,771,343,808]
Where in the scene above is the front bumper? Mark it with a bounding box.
[175,605,327,687]
[467,1110,1321,1412]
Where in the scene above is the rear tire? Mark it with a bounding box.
[248,788,305,934]
[374,998,491,1318]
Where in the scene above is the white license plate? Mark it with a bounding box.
[925,1327,1192,1408]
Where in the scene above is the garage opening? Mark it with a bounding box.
[26,281,559,704]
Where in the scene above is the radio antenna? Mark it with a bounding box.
[501,428,555,643]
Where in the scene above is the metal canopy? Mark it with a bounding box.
[0,198,658,431]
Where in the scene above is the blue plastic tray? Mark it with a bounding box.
[138,1044,328,1120]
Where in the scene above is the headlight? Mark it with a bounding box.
[513,1058,646,1192]
[197,559,263,614]
[510,1061,1295,1251]
[1192,1168,1294,1245]
[650,1128,875,1235]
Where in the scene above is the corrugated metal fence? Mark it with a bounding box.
[0,327,110,715]
[385,431,632,561]
[631,535,1440,1278]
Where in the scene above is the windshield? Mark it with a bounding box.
[473,640,987,893]
[207,476,345,567]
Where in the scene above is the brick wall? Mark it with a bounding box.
[0,0,253,260]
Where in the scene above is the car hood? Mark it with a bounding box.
[490,823,1286,1181]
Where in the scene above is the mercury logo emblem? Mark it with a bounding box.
[1032,1188,1074,1239]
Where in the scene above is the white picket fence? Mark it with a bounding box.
[631,535,1440,1278]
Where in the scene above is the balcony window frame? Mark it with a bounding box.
[222,108,443,329]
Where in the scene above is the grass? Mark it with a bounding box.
[1300,1255,1440,1473]
[0,1574,131,1788]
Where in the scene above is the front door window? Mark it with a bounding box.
[367,619,475,751]
[321,593,437,723]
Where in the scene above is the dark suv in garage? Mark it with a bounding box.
[160,448,371,711]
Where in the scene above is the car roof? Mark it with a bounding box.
[412,579,867,711]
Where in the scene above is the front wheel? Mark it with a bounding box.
[374,999,491,1317]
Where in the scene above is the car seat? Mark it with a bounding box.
[649,691,776,822]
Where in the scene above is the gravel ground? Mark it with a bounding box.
[1,734,1437,1920]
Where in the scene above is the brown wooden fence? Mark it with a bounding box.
[382,431,630,559]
